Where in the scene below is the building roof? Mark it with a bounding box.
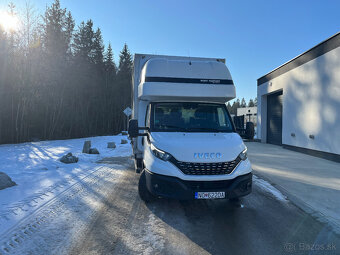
[257,31,340,86]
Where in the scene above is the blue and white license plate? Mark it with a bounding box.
[195,191,225,199]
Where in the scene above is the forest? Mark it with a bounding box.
[227,97,257,115]
[0,0,132,144]
[0,0,257,145]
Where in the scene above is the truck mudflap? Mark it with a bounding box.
[144,170,252,200]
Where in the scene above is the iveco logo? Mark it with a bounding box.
[194,153,222,159]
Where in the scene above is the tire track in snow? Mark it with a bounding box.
[0,165,124,255]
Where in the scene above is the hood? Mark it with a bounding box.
[150,132,245,162]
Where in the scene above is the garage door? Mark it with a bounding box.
[267,91,283,145]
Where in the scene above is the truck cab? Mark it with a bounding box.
[129,54,252,202]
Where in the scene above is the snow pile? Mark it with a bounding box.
[253,175,288,202]
[0,134,131,236]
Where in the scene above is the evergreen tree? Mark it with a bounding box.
[248,98,255,107]
[241,97,246,107]
[254,97,258,106]
[65,11,75,56]
[117,43,133,108]
[105,43,116,75]
[42,0,68,58]
[235,98,241,109]
[73,20,94,61]
[229,102,234,115]
[0,0,134,144]
[118,43,132,74]
[226,102,232,113]
[93,28,104,66]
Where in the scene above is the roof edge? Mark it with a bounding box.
[257,31,340,86]
[134,53,226,64]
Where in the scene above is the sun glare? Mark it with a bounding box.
[0,11,19,32]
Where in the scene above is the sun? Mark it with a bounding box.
[0,11,19,32]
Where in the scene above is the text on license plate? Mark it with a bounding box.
[195,192,225,199]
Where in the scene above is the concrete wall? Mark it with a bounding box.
[257,46,340,155]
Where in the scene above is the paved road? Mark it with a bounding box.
[69,158,340,255]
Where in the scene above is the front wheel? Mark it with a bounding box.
[138,170,156,203]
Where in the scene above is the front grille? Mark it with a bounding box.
[169,157,241,175]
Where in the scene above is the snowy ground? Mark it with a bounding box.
[0,134,131,238]
[0,134,305,255]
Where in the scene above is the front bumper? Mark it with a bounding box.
[145,170,252,200]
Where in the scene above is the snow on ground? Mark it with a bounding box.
[253,175,288,202]
[0,134,131,237]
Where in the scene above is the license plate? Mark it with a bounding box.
[195,191,225,199]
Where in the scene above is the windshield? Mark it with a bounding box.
[150,102,234,132]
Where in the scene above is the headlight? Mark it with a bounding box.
[239,147,247,161]
[150,144,172,161]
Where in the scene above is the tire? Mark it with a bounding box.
[138,170,156,202]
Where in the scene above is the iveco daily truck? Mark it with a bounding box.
[128,54,252,202]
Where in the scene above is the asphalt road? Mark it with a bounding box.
[69,158,340,255]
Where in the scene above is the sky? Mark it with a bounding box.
[1,0,340,101]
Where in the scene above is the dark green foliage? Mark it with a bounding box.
[248,99,255,107]
[226,102,232,113]
[228,98,257,115]
[0,0,131,144]
[117,43,133,109]
[240,97,247,107]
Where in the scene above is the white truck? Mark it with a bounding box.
[128,54,252,202]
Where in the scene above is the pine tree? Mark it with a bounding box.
[226,102,232,113]
[117,43,133,108]
[73,20,94,61]
[241,97,246,107]
[235,98,241,109]
[105,43,116,75]
[93,28,104,66]
[65,11,75,56]
[248,98,255,107]
[0,0,136,143]
[118,43,132,74]
[230,101,236,115]
[254,97,258,106]
[42,0,68,58]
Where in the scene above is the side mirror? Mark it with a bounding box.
[128,119,139,138]
[128,119,149,138]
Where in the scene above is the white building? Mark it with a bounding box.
[257,32,340,162]
[237,107,257,125]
